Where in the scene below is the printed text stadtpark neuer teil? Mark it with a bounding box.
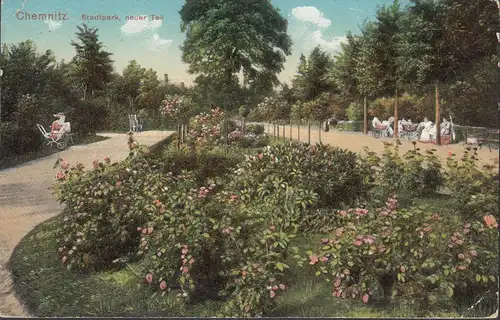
[15,12,164,22]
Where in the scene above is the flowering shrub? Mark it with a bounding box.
[136,168,316,317]
[231,142,367,209]
[445,147,499,221]
[160,94,194,123]
[307,196,498,314]
[53,134,167,270]
[360,141,443,201]
[254,96,290,123]
[187,107,225,148]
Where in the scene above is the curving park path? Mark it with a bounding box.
[258,123,499,167]
[0,131,173,317]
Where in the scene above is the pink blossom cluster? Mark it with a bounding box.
[353,234,375,247]
[179,244,194,276]
[267,277,287,298]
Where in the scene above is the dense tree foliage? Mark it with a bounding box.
[179,0,292,110]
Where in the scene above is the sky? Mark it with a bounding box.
[1,0,409,85]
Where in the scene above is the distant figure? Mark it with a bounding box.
[441,118,451,136]
[419,117,434,141]
[325,117,338,132]
[372,117,382,128]
[50,113,66,139]
[382,117,395,136]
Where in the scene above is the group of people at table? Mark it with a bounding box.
[371,116,452,141]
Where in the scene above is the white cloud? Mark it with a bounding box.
[120,16,162,35]
[311,31,347,53]
[291,6,331,28]
[44,20,62,31]
[147,33,172,51]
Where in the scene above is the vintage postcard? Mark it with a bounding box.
[0,0,498,318]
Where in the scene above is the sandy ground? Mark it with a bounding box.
[0,131,172,317]
[259,123,499,167]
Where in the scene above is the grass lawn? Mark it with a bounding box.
[8,194,462,318]
[0,135,109,171]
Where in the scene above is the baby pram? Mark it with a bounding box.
[37,113,73,149]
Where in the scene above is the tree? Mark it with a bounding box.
[0,41,55,121]
[69,24,113,100]
[331,32,362,100]
[137,68,160,113]
[179,0,292,104]
[121,60,145,113]
[356,1,402,98]
[293,47,335,101]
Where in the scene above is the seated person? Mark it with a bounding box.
[372,117,382,128]
[441,118,451,136]
[50,113,66,139]
[382,117,395,136]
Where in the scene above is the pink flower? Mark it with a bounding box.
[257,153,263,159]
[189,258,195,265]
[230,194,238,201]
[272,285,279,291]
[104,156,110,163]
[334,278,341,287]
[279,284,286,290]
[181,248,188,255]
[457,265,467,271]
[309,255,319,265]
[116,181,122,186]
[92,160,99,169]
[400,266,406,273]
[321,256,329,262]
[362,294,369,304]
[160,281,167,290]
[470,249,478,257]
[61,161,69,170]
[56,172,66,180]
[269,226,276,232]
[484,215,498,228]
[137,227,142,231]
[335,228,344,237]
[339,210,347,217]
[159,207,166,214]
[457,253,465,260]
[353,240,362,247]
[321,238,330,244]
[182,266,189,274]
[270,290,276,298]
[62,256,67,264]
[145,273,153,284]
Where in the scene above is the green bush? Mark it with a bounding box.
[0,122,41,156]
[360,142,443,202]
[53,134,163,270]
[445,147,499,221]
[69,98,110,135]
[246,124,265,135]
[308,196,499,315]
[230,142,368,209]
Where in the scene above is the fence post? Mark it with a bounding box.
[282,123,285,138]
[277,123,280,139]
[289,117,292,141]
[308,120,311,144]
[177,123,181,150]
[394,88,399,138]
[435,84,441,145]
[319,121,322,143]
[363,96,368,135]
[297,118,300,141]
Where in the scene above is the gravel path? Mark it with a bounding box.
[260,123,499,166]
[0,131,173,317]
